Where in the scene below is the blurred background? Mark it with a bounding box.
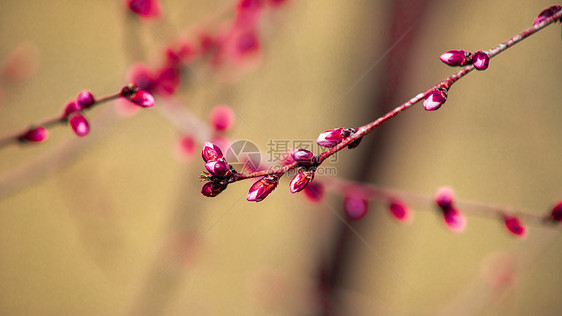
[0,0,561,315]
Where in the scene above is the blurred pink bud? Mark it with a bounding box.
[247,175,279,202]
[126,0,161,18]
[205,159,232,178]
[303,181,324,202]
[316,128,345,148]
[165,42,196,67]
[388,200,411,223]
[155,66,181,95]
[210,105,235,131]
[201,182,227,197]
[199,33,217,55]
[127,64,157,92]
[533,5,562,25]
[435,187,455,209]
[61,101,82,120]
[550,201,562,222]
[202,142,224,162]
[442,207,466,232]
[76,90,95,108]
[504,215,526,238]
[289,171,314,194]
[69,113,90,137]
[1,42,39,82]
[20,126,48,142]
[472,51,490,71]
[439,50,472,66]
[423,88,448,111]
[291,149,316,166]
[344,195,368,221]
[176,135,196,160]
[127,89,155,108]
[235,0,264,28]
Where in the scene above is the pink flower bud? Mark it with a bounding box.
[442,207,466,232]
[303,181,324,202]
[76,90,95,108]
[247,175,279,202]
[423,88,448,111]
[126,0,161,18]
[210,105,235,131]
[550,201,562,222]
[472,51,490,71]
[235,0,264,29]
[205,159,232,178]
[503,215,526,238]
[439,50,472,66]
[289,171,314,194]
[128,89,155,108]
[388,200,411,223]
[291,149,316,166]
[201,182,227,197]
[69,113,90,137]
[435,187,455,209]
[344,195,368,221]
[533,5,562,26]
[316,128,345,148]
[176,135,196,160]
[201,142,224,162]
[20,126,48,142]
[61,101,82,120]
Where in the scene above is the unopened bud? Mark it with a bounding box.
[472,51,490,71]
[316,128,345,148]
[201,142,224,162]
[69,113,90,137]
[201,182,227,197]
[76,90,95,108]
[344,195,369,221]
[423,88,448,111]
[205,159,232,178]
[20,126,48,142]
[503,215,526,238]
[439,50,473,66]
[533,5,562,26]
[291,149,316,166]
[247,175,279,202]
[289,171,314,194]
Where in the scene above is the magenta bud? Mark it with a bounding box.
[533,5,562,26]
[435,187,455,209]
[201,182,227,197]
[316,128,345,148]
[201,142,224,162]
[443,207,466,232]
[291,149,316,166]
[20,126,48,142]
[290,171,314,194]
[344,195,369,221]
[69,113,90,137]
[389,200,411,223]
[128,89,155,108]
[61,101,82,120]
[76,90,95,108]
[303,181,324,202]
[247,175,279,202]
[472,51,490,70]
[205,159,232,178]
[423,88,448,111]
[504,215,526,238]
[126,0,161,18]
[550,201,562,222]
[439,50,473,66]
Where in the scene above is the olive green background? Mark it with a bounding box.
[0,0,561,315]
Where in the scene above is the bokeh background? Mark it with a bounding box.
[0,0,561,315]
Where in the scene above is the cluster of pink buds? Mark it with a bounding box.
[434,187,466,232]
[288,149,318,194]
[200,142,237,197]
[61,90,95,137]
[439,49,490,71]
[316,128,361,149]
